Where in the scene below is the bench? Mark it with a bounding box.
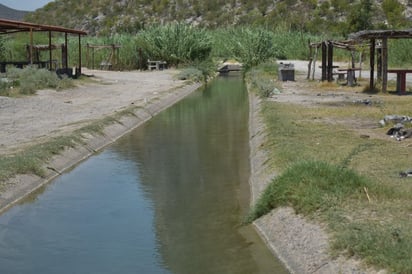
[100,61,112,70]
[147,59,167,70]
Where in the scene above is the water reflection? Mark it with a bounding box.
[0,76,287,274]
[113,76,287,274]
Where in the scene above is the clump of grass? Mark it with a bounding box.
[246,160,372,222]
[333,221,412,273]
[175,67,203,82]
[0,67,74,96]
[0,135,82,182]
[246,61,280,98]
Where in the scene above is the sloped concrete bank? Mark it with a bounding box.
[248,91,374,274]
[0,82,201,214]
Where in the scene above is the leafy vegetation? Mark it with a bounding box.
[245,63,412,272]
[0,67,74,96]
[247,160,373,221]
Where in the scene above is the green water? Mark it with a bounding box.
[0,76,288,273]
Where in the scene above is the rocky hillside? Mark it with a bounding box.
[0,4,27,21]
[23,0,412,36]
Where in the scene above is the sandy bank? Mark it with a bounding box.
[0,68,201,213]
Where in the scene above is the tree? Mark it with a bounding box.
[382,0,407,28]
[347,0,375,33]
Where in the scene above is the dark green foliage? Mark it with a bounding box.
[247,161,372,222]
[134,23,212,67]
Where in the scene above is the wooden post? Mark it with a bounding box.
[64,33,68,69]
[29,28,33,65]
[382,37,388,92]
[327,41,334,82]
[78,34,82,75]
[370,38,375,90]
[321,41,327,81]
[48,31,52,70]
[377,40,382,81]
[312,46,318,80]
[307,39,312,79]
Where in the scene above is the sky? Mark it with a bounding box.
[0,0,54,11]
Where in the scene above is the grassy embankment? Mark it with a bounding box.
[246,62,412,273]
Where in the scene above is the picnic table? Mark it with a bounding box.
[337,67,361,86]
[387,69,412,93]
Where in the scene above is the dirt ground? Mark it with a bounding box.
[0,68,201,212]
[0,62,391,273]
[249,61,389,274]
[0,68,192,155]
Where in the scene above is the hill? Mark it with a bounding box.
[0,3,28,21]
[23,0,412,36]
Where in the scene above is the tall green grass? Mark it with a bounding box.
[134,23,212,67]
[247,160,372,221]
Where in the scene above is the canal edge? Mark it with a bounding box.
[247,91,368,274]
[0,82,202,215]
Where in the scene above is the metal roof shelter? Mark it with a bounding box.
[0,18,87,75]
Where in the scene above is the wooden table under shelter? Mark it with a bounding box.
[387,69,412,93]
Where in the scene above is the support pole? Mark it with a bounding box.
[29,28,33,65]
[321,42,327,81]
[382,37,388,92]
[377,40,382,81]
[64,33,68,69]
[49,31,52,70]
[327,41,333,82]
[370,38,375,90]
[78,34,82,76]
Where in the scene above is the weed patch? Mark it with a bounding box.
[247,160,372,222]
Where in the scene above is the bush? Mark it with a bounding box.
[1,67,73,95]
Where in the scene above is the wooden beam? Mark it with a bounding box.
[327,41,334,82]
[370,38,375,89]
[48,30,52,70]
[321,42,327,81]
[78,33,82,75]
[382,38,388,92]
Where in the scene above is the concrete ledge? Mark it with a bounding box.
[0,82,201,214]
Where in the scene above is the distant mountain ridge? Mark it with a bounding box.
[0,4,28,21]
[21,0,412,36]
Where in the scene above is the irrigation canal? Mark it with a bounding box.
[0,75,288,273]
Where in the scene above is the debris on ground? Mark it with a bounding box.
[399,170,412,177]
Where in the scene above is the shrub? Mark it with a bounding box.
[2,67,73,95]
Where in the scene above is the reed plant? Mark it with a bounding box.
[134,23,212,67]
